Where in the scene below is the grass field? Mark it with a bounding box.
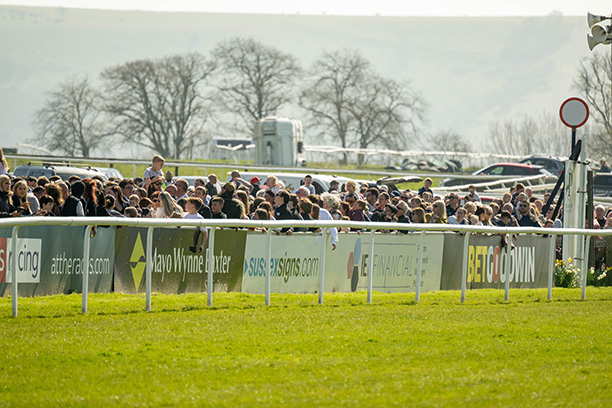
[1,289,611,407]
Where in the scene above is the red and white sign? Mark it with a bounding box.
[0,238,42,283]
[559,97,589,128]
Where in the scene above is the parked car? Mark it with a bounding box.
[519,155,565,176]
[178,175,209,187]
[13,164,108,181]
[91,167,124,180]
[593,173,612,197]
[440,163,554,187]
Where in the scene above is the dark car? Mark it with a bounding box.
[519,155,565,176]
[13,164,107,181]
[593,173,612,197]
[441,163,554,187]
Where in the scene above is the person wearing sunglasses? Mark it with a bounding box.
[516,200,541,227]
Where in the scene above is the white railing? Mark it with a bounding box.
[0,216,607,317]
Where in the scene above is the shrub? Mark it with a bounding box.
[554,259,580,288]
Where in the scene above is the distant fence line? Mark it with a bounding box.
[6,153,562,190]
[0,217,607,318]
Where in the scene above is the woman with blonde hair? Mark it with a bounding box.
[155,191,183,218]
[11,179,31,215]
[0,148,9,175]
[429,200,447,223]
[343,180,359,200]
[264,175,280,194]
[0,175,21,217]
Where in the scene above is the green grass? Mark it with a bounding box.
[2,289,609,407]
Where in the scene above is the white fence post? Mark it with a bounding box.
[367,229,375,304]
[265,228,272,306]
[460,232,471,304]
[582,235,590,300]
[146,226,154,311]
[81,225,93,314]
[318,228,328,305]
[547,234,556,300]
[504,236,511,302]
[207,227,216,307]
[415,231,425,303]
[11,226,19,318]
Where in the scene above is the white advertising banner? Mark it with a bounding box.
[326,233,445,293]
[242,232,445,294]
[242,234,322,294]
[0,238,43,284]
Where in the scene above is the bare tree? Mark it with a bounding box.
[301,49,426,165]
[348,75,426,165]
[488,112,572,157]
[299,49,372,164]
[423,130,471,153]
[101,53,216,159]
[212,37,301,135]
[32,75,106,157]
[573,52,612,157]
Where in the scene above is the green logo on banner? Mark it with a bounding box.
[130,232,146,290]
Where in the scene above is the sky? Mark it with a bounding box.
[0,0,610,16]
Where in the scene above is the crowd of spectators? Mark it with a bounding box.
[5,153,612,246]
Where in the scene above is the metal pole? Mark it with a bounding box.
[207,227,216,307]
[146,226,154,311]
[582,235,591,300]
[81,225,93,314]
[415,231,425,303]
[547,234,556,301]
[367,229,375,304]
[460,232,471,304]
[318,228,328,305]
[265,228,272,306]
[587,170,595,271]
[504,235,511,302]
[11,226,19,317]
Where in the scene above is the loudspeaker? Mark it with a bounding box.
[588,25,611,50]
[588,12,608,28]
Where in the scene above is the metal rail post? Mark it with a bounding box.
[146,227,154,311]
[547,235,556,301]
[318,228,328,305]
[582,235,591,300]
[265,228,272,306]
[460,232,471,304]
[81,225,93,314]
[367,229,375,304]
[504,236,511,302]
[207,227,216,307]
[415,231,425,303]
[11,226,19,317]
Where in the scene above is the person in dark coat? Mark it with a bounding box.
[219,183,242,219]
[0,175,20,218]
[61,181,86,216]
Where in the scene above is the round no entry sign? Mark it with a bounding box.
[559,97,589,128]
